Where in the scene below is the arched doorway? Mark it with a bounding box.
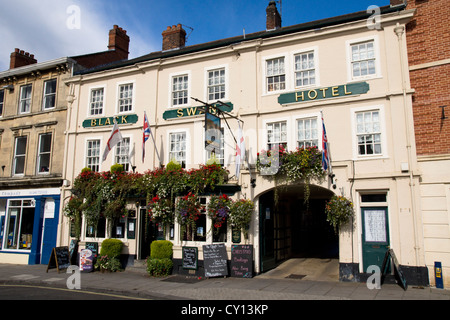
[259,184,337,273]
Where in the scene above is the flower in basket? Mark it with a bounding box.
[207,194,232,233]
[325,195,354,234]
[176,192,201,232]
[148,195,174,225]
[229,199,255,240]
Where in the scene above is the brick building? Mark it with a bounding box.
[406,0,450,287]
[0,25,130,265]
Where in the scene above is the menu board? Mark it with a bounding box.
[364,210,386,242]
[231,245,253,278]
[203,244,228,278]
[46,246,71,273]
[182,247,198,270]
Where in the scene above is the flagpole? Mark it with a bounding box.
[149,127,161,166]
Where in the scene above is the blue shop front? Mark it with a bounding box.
[0,188,61,265]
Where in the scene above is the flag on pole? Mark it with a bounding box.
[142,111,151,163]
[235,121,245,178]
[102,121,123,162]
[321,111,330,172]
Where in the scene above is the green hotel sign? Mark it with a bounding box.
[163,103,233,120]
[278,82,369,105]
[82,114,139,128]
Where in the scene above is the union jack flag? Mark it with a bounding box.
[321,111,330,172]
[142,111,151,163]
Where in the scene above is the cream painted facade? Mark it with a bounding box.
[62,6,431,284]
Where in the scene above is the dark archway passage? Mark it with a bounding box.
[259,184,338,273]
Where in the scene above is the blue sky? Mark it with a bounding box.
[0,0,390,71]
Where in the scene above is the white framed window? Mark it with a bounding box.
[168,131,187,168]
[297,117,318,148]
[266,57,286,93]
[42,79,57,110]
[36,133,52,174]
[347,36,381,81]
[171,74,189,107]
[207,68,226,102]
[89,87,104,116]
[266,121,287,150]
[13,136,27,175]
[294,51,316,88]
[351,106,387,159]
[86,139,101,172]
[19,84,32,114]
[115,137,130,171]
[118,83,134,113]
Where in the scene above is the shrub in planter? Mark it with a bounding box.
[150,240,173,259]
[100,239,123,259]
[146,258,173,277]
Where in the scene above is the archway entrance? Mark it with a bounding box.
[259,184,337,273]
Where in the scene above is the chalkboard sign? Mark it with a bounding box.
[203,244,228,278]
[85,242,98,258]
[381,249,407,290]
[46,246,71,273]
[182,247,198,270]
[231,245,253,278]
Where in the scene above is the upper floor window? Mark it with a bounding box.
[89,88,104,116]
[356,110,382,156]
[267,121,287,151]
[297,118,318,148]
[19,84,32,114]
[169,132,186,168]
[115,137,130,171]
[118,83,133,113]
[172,75,189,107]
[0,89,4,117]
[86,139,101,172]
[207,68,226,102]
[43,79,57,110]
[37,133,52,174]
[266,57,285,92]
[350,40,376,79]
[13,136,27,175]
[294,51,316,88]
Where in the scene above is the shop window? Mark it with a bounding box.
[43,79,57,110]
[85,216,106,238]
[2,199,35,250]
[111,217,126,239]
[169,132,186,168]
[182,197,206,242]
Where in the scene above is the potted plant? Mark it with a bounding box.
[325,195,354,234]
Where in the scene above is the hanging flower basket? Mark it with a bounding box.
[207,194,232,234]
[148,195,174,226]
[229,199,255,240]
[325,195,354,234]
[176,192,202,236]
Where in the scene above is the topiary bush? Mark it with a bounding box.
[99,239,123,259]
[150,240,173,259]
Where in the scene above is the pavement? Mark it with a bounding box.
[0,261,449,301]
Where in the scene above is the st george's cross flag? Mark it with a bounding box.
[102,120,123,162]
[142,111,151,163]
[235,122,246,178]
[321,111,331,172]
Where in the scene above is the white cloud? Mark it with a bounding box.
[0,0,155,71]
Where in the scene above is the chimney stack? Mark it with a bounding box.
[162,24,186,51]
[108,25,130,60]
[266,1,282,31]
[10,48,37,69]
[390,0,405,7]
